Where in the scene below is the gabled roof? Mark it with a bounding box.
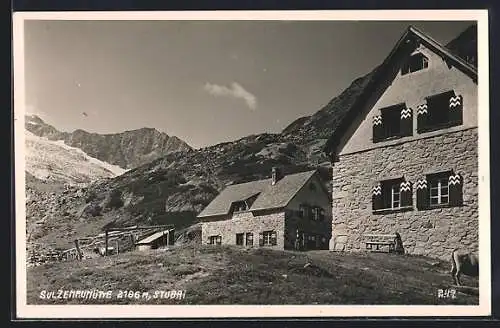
[323,25,477,155]
[197,170,319,218]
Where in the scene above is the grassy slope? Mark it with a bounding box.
[27,245,478,305]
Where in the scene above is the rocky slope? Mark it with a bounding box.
[445,24,477,67]
[25,115,192,169]
[25,24,477,252]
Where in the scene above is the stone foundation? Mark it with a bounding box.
[331,128,478,260]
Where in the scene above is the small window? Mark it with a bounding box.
[299,204,310,219]
[428,172,451,206]
[373,177,412,211]
[401,53,429,75]
[245,232,253,246]
[262,231,277,246]
[232,201,247,213]
[209,235,222,245]
[236,233,244,246]
[312,207,325,221]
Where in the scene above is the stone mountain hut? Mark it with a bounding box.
[323,25,478,260]
[197,168,332,250]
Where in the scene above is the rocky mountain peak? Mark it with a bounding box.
[24,114,192,169]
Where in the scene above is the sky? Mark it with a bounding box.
[23,19,473,149]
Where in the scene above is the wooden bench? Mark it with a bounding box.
[363,234,397,253]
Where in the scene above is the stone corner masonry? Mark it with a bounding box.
[330,128,478,260]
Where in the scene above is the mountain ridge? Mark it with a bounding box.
[25,115,193,169]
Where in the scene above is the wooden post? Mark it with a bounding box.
[105,230,109,256]
[131,234,136,250]
[74,239,83,260]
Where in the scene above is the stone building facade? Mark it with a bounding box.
[324,26,479,260]
[198,169,332,250]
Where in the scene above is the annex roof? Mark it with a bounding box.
[136,229,174,245]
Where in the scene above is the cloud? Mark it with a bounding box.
[203,82,257,110]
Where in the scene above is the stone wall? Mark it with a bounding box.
[201,211,286,250]
[331,127,478,260]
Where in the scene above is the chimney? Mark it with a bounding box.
[271,167,283,185]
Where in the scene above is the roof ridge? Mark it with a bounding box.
[249,169,318,211]
[225,169,317,187]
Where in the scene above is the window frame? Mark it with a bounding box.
[427,172,452,207]
[245,232,253,246]
[232,201,248,213]
[236,233,244,246]
[373,177,413,214]
[311,207,325,221]
[262,230,277,246]
[209,235,222,245]
[299,204,311,219]
[382,178,404,210]
[390,183,401,209]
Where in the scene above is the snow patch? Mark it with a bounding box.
[25,130,127,185]
[52,139,126,176]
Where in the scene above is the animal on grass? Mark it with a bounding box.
[450,248,479,286]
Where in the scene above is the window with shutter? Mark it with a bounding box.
[448,95,463,125]
[400,107,413,137]
[372,182,383,210]
[416,178,429,210]
[416,103,429,133]
[381,104,404,139]
[259,232,264,246]
[373,178,410,211]
[429,173,450,206]
[372,115,384,143]
[418,91,463,133]
[448,173,463,206]
[400,180,413,207]
[420,170,464,208]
